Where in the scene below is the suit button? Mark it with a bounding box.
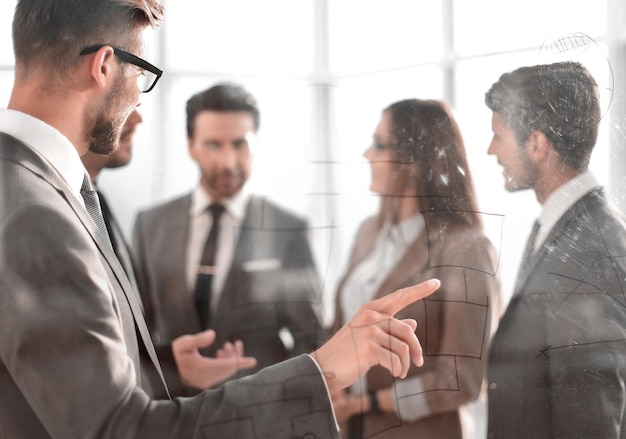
[489,382,496,389]
[303,434,315,439]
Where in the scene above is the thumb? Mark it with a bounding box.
[193,329,217,349]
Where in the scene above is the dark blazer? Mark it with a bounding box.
[132,193,325,395]
[0,132,337,438]
[333,214,500,439]
[488,188,626,438]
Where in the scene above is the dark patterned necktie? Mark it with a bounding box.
[194,204,226,329]
[80,174,112,246]
[81,175,169,397]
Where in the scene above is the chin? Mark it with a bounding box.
[369,181,383,193]
[505,181,530,193]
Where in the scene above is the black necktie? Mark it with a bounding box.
[80,174,112,245]
[523,220,541,261]
[97,189,143,310]
[194,204,226,330]
[514,219,541,294]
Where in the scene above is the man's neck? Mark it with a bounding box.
[8,80,88,156]
[534,166,583,205]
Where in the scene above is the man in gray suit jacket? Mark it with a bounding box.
[484,61,626,438]
[0,1,441,437]
[133,83,326,395]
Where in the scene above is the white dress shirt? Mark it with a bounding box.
[533,171,601,251]
[0,109,85,203]
[185,184,250,312]
[341,212,425,323]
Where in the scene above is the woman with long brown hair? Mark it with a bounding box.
[331,99,500,438]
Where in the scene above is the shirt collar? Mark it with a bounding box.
[538,170,600,233]
[190,184,251,221]
[0,108,86,196]
[382,211,425,247]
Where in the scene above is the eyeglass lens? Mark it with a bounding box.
[137,71,157,93]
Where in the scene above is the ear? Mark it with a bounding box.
[525,130,551,163]
[87,46,117,91]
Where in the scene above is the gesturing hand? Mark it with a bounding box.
[312,279,440,393]
[172,329,257,389]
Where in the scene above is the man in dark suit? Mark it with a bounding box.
[484,61,626,438]
[133,83,326,395]
[0,1,441,437]
[83,109,257,390]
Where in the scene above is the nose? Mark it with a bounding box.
[218,145,238,169]
[487,139,496,156]
[363,145,374,161]
[129,110,143,124]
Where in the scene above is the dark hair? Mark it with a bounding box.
[12,0,163,78]
[381,99,481,228]
[485,61,600,170]
[186,83,260,138]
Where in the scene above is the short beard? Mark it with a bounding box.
[88,118,118,155]
[86,77,126,155]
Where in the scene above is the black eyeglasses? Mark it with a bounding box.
[79,44,163,93]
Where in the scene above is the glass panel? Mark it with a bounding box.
[325,66,444,297]
[331,66,444,165]
[455,0,607,56]
[164,0,315,75]
[328,0,443,75]
[455,51,543,306]
[454,47,612,306]
[161,76,315,212]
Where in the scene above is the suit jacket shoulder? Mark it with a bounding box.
[135,193,192,231]
[244,195,308,230]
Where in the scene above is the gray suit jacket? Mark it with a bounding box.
[133,193,325,395]
[488,188,626,438]
[0,133,337,438]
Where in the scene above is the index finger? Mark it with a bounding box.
[365,278,440,316]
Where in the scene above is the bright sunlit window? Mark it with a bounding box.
[1,0,625,328]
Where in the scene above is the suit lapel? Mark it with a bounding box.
[513,189,604,296]
[0,135,170,397]
[170,195,193,296]
[167,196,198,329]
[340,217,430,302]
[375,229,430,300]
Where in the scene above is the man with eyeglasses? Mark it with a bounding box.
[0,1,439,438]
